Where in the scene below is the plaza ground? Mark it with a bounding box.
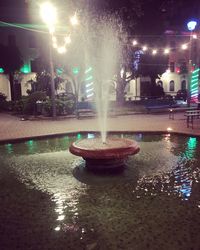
[0,111,200,142]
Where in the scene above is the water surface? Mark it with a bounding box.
[0,133,200,250]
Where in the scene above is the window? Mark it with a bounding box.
[8,34,16,46]
[181,80,186,90]
[169,80,175,91]
[169,62,175,72]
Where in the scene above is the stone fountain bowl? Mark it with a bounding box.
[69,137,140,170]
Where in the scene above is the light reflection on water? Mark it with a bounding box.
[0,133,200,249]
[173,137,198,200]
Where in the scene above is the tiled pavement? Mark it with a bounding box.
[0,112,200,142]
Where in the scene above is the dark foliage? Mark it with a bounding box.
[137,53,168,84]
[0,43,23,101]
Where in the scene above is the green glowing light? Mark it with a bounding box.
[0,68,4,73]
[85,76,93,81]
[56,68,64,75]
[191,75,198,79]
[190,68,199,101]
[190,84,198,88]
[77,133,82,140]
[21,64,31,74]
[85,67,92,74]
[193,68,200,73]
[72,67,79,75]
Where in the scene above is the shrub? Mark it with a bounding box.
[43,94,76,116]
[12,96,29,114]
[0,92,7,111]
[12,92,46,115]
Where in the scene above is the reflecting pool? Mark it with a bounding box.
[0,133,200,250]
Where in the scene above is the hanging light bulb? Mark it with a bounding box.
[57,46,66,54]
[142,46,148,51]
[181,44,188,50]
[164,48,170,54]
[192,34,197,39]
[65,36,71,44]
[70,13,78,26]
[53,43,57,49]
[132,40,137,46]
[152,49,157,55]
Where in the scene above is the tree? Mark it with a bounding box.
[0,44,23,101]
[136,52,168,97]
[53,0,144,105]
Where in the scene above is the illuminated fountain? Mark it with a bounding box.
[70,137,140,170]
[39,3,139,170]
[69,18,140,171]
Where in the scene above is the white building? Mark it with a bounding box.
[125,76,151,100]
[158,71,188,96]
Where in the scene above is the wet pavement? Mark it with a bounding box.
[0,112,200,142]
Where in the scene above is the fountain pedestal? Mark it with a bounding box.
[70,137,140,171]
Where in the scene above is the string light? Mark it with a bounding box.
[65,36,71,44]
[40,3,78,54]
[130,34,198,56]
[192,34,197,39]
[0,16,197,54]
[132,40,137,46]
[152,49,157,55]
[57,46,67,54]
[164,48,170,54]
[70,13,78,26]
[142,46,148,51]
[181,44,188,50]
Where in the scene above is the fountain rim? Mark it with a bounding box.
[69,137,140,159]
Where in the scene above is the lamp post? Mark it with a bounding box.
[187,21,197,69]
[40,2,57,118]
[187,20,197,107]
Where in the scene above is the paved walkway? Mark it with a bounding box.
[0,112,200,142]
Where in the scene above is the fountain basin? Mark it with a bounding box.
[69,137,140,170]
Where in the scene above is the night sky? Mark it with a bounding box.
[0,0,199,35]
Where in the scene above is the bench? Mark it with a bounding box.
[146,105,175,112]
[76,102,96,119]
[169,107,195,120]
[145,100,178,113]
[184,110,200,128]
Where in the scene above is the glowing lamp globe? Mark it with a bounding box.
[40,2,57,26]
[187,21,197,31]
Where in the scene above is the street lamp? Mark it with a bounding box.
[187,21,197,32]
[40,2,57,33]
[40,2,57,118]
[187,20,198,106]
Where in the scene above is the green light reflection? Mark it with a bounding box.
[5,143,13,154]
[25,140,37,154]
